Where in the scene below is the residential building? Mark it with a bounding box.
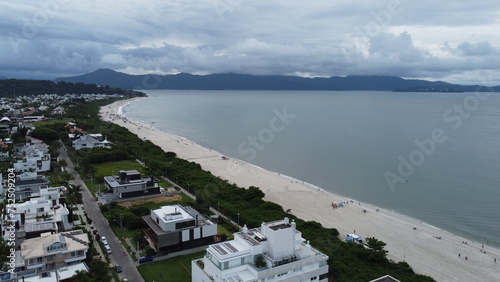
[13,149,51,173]
[143,204,217,252]
[72,134,112,150]
[2,187,71,240]
[20,230,89,272]
[192,217,329,282]
[13,141,51,173]
[369,275,402,282]
[103,170,160,198]
[14,172,49,201]
[23,115,46,123]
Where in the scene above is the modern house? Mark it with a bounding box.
[103,170,160,199]
[72,134,112,150]
[14,172,49,201]
[143,204,217,252]
[20,230,89,272]
[12,141,51,173]
[13,150,51,173]
[192,217,329,282]
[3,186,71,240]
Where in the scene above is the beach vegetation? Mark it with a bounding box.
[365,237,389,262]
[30,127,60,143]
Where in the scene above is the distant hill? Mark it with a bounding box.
[0,78,146,97]
[55,69,500,92]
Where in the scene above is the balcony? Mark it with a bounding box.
[26,261,45,270]
[65,254,86,263]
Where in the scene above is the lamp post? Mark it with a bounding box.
[237,213,240,226]
[217,202,220,223]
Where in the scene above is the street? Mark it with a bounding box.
[58,145,144,282]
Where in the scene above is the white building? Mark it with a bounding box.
[72,134,111,150]
[2,186,71,241]
[192,217,329,282]
[13,142,51,173]
[143,204,217,252]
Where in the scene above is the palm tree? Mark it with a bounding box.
[66,184,82,205]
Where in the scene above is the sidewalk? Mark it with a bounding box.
[124,238,142,262]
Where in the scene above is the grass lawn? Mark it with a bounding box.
[85,160,144,195]
[93,160,144,177]
[138,251,205,282]
[217,224,234,237]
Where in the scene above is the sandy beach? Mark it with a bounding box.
[100,98,500,281]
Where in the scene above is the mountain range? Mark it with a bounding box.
[54,69,499,92]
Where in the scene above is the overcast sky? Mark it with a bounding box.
[1,0,499,85]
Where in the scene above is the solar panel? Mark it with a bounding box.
[214,245,227,255]
[224,243,238,253]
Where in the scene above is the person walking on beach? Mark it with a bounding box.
[458,253,461,258]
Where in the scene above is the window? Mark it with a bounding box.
[175,220,195,230]
[37,257,43,263]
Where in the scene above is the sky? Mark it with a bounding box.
[1,0,499,85]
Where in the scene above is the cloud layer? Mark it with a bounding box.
[1,0,499,85]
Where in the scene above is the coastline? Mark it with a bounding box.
[100,98,500,281]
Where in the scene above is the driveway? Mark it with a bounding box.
[59,144,144,282]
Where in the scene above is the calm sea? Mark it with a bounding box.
[121,90,500,247]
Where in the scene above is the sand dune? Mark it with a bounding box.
[100,98,500,281]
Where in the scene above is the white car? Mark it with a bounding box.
[105,245,112,254]
[101,236,108,245]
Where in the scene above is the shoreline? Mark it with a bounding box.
[100,98,500,281]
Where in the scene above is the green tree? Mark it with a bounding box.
[66,184,82,205]
[144,246,156,257]
[59,159,68,167]
[71,270,93,282]
[87,260,112,282]
[365,237,388,262]
[60,170,74,185]
[30,127,60,143]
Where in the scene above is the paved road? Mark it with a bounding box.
[59,144,144,282]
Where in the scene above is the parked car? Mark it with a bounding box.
[101,236,108,245]
[139,256,153,263]
[115,265,123,273]
[105,245,112,254]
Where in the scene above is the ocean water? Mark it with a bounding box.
[121,90,500,247]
